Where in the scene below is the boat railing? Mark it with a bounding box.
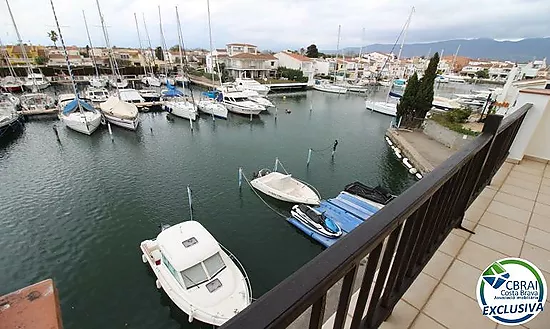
[219,243,253,303]
[218,106,531,329]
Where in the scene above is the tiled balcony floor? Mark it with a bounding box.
[323,159,550,329]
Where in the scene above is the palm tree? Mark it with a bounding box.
[47,30,58,48]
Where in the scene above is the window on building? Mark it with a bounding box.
[271,61,275,67]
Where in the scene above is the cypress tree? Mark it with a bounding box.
[396,72,420,127]
[415,52,440,124]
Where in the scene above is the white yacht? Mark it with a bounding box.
[140,221,252,326]
[365,100,397,116]
[235,78,270,96]
[100,96,140,130]
[85,88,110,103]
[312,81,348,94]
[432,96,461,111]
[223,91,265,116]
[109,76,129,89]
[89,76,108,88]
[117,89,145,104]
[19,93,55,113]
[24,72,50,91]
[139,89,161,102]
[444,75,466,83]
[220,83,273,108]
[435,75,449,83]
[58,94,102,135]
[141,75,161,87]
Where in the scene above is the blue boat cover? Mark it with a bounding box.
[62,98,95,115]
[162,81,184,97]
[202,91,223,102]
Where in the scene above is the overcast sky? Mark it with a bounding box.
[1,0,549,51]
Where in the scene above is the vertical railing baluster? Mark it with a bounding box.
[333,266,359,329]
[309,294,327,329]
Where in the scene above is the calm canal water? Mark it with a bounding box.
[1,87,420,328]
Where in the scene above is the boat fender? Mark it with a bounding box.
[395,152,402,159]
[285,109,291,114]
[188,310,194,323]
[415,173,423,180]
[141,254,147,263]
[155,280,161,289]
[403,158,413,169]
[409,168,418,174]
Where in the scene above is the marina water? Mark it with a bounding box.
[2,87,437,328]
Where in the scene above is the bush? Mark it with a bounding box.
[276,66,308,83]
[431,110,479,136]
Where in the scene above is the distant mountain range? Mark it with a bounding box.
[325,38,550,62]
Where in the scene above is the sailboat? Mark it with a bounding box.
[48,0,101,135]
[82,11,107,88]
[135,13,160,87]
[5,0,54,113]
[96,0,139,130]
[158,7,175,86]
[0,38,23,93]
[313,25,347,94]
[141,13,162,87]
[197,0,228,119]
[365,7,414,117]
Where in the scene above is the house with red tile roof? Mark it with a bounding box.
[210,43,279,79]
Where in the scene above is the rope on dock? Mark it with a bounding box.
[241,172,288,219]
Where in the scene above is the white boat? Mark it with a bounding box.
[140,221,252,326]
[432,96,461,111]
[163,97,197,121]
[0,93,23,139]
[1,76,24,93]
[223,91,265,116]
[365,100,397,116]
[141,75,161,87]
[139,89,160,102]
[435,75,449,83]
[197,98,228,119]
[58,94,102,135]
[117,89,145,104]
[1,92,20,107]
[24,73,50,91]
[235,78,270,96]
[85,88,109,103]
[378,80,392,87]
[159,74,176,86]
[109,77,129,89]
[19,93,55,113]
[340,83,369,93]
[444,75,466,83]
[100,96,140,130]
[89,76,108,88]
[248,96,274,108]
[250,169,320,205]
[175,74,189,85]
[312,81,348,94]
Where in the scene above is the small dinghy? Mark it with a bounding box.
[290,204,342,238]
[250,169,320,205]
[140,221,252,326]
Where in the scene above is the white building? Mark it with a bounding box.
[211,43,278,79]
[274,51,314,82]
[313,59,330,76]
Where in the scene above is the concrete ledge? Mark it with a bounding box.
[386,128,435,175]
[0,279,63,329]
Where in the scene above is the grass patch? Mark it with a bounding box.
[430,109,480,136]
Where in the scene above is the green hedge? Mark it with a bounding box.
[430,109,479,136]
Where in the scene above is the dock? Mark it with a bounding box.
[0,279,63,329]
[18,109,58,117]
[265,82,308,91]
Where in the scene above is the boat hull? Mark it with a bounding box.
[250,173,320,205]
[312,84,347,94]
[1,84,23,93]
[61,112,102,135]
[163,102,197,121]
[365,100,397,116]
[0,114,24,140]
[23,81,50,91]
[224,102,263,116]
[103,112,139,130]
[197,101,228,119]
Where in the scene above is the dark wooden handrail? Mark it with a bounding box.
[221,105,532,329]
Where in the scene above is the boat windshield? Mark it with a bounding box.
[181,263,209,288]
[204,252,226,277]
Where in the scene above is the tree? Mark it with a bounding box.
[47,30,58,48]
[170,45,180,52]
[414,52,440,125]
[299,47,305,55]
[306,44,319,58]
[155,46,164,61]
[396,72,420,127]
[476,69,489,79]
[34,56,47,65]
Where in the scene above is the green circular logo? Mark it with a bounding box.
[477,258,547,325]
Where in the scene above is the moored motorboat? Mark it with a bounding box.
[312,81,347,94]
[365,99,397,116]
[85,87,109,103]
[109,76,129,89]
[58,94,102,135]
[222,91,264,116]
[89,76,108,88]
[290,204,342,238]
[235,78,269,96]
[141,75,161,87]
[0,93,23,139]
[248,95,274,108]
[250,169,320,205]
[140,221,253,326]
[138,89,160,102]
[24,72,50,91]
[117,89,145,104]
[19,93,55,113]
[100,96,140,130]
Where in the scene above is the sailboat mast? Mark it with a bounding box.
[334,25,341,83]
[142,13,155,75]
[174,6,196,107]
[356,27,365,81]
[0,37,17,77]
[205,0,219,88]
[95,0,121,93]
[396,7,414,79]
[5,0,34,88]
[158,6,170,77]
[82,10,100,78]
[175,7,184,69]
[133,13,147,76]
[48,0,81,115]
[451,44,461,74]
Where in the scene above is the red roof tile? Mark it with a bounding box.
[281,51,311,62]
[227,43,256,47]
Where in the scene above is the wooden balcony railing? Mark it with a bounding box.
[220,104,531,329]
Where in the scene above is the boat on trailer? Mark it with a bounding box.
[250,169,320,205]
[140,221,252,326]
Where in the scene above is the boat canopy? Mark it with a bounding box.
[62,98,95,115]
[202,91,223,102]
[162,82,184,98]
